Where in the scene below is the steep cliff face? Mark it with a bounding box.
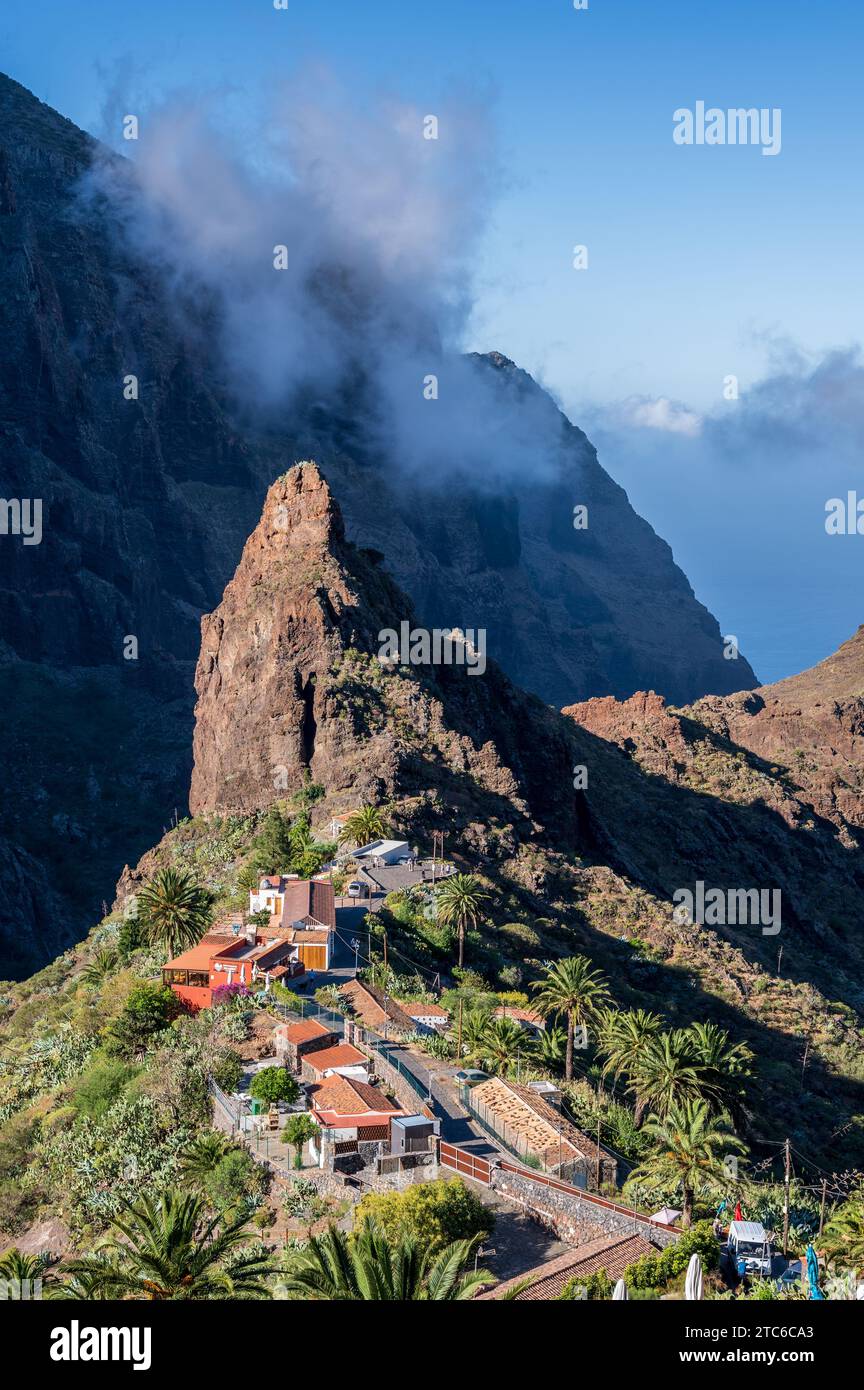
[0,71,756,973]
[189,462,588,856]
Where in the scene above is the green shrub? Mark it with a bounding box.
[71,1053,138,1120]
[625,1221,720,1291]
[212,1050,244,1093]
[249,1067,299,1105]
[354,1177,494,1256]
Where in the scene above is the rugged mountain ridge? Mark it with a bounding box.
[0,71,757,973]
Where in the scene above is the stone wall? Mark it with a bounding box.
[490,1164,679,1250]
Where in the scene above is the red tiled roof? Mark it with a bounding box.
[305,1043,367,1074]
[403,1001,449,1019]
[310,1074,401,1118]
[479,1232,658,1300]
[493,1006,544,1025]
[338,979,414,1033]
[276,1019,333,1044]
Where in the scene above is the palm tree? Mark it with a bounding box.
[536,1024,568,1070]
[282,1113,319,1169]
[0,1248,49,1297]
[626,1029,706,1125]
[598,1008,663,1091]
[687,1021,753,1125]
[135,868,214,958]
[81,947,119,987]
[339,805,389,847]
[179,1132,232,1189]
[460,1006,494,1054]
[61,1190,273,1300]
[628,1099,745,1228]
[822,1194,864,1274]
[475,1015,530,1077]
[280,1222,492,1300]
[435,874,489,969]
[530,956,610,1080]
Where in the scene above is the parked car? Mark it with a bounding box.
[455,1069,489,1087]
[347,880,370,898]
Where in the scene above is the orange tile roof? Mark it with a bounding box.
[276,1019,333,1044]
[305,1043,368,1074]
[310,1074,401,1118]
[493,1006,544,1025]
[479,1233,657,1300]
[403,1001,450,1019]
[163,940,223,971]
[470,1077,614,1170]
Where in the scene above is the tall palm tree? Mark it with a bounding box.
[280,1222,492,1300]
[135,868,214,958]
[597,1008,663,1090]
[530,956,610,1080]
[628,1099,746,1227]
[435,874,489,969]
[61,1190,273,1300]
[475,1015,531,1077]
[339,805,389,847]
[626,1029,706,1125]
[687,1021,753,1125]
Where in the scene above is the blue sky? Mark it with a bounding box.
[4,0,863,682]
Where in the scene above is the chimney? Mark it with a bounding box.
[245,923,256,946]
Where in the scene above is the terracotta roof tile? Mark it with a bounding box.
[480,1233,657,1300]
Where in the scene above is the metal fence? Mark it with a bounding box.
[461,1087,591,1186]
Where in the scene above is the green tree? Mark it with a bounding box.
[435,874,489,969]
[282,1113,319,1169]
[530,956,610,1081]
[249,1067,300,1106]
[474,1015,531,1077]
[339,805,389,847]
[281,1221,492,1301]
[61,1191,273,1299]
[105,983,179,1060]
[627,1030,705,1124]
[136,868,213,958]
[536,1024,568,1069]
[687,1021,753,1125]
[252,807,295,875]
[354,1177,493,1256]
[822,1192,864,1274]
[628,1100,746,1228]
[597,1008,663,1091]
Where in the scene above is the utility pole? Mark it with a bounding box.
[801,1038,810,1082]
[782,1138,791,1258]
[777,944,783,976]
[818,1178,828,1237]
[596,1112,602,1191]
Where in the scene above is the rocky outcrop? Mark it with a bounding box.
[687,626,864,830]
[189,462,588,856]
